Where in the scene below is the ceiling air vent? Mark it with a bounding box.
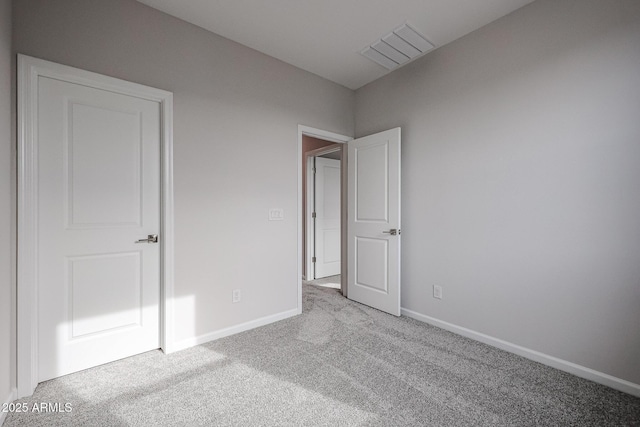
[361,23,435,70]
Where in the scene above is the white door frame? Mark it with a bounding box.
[17,54,175,398]
[297,125,351,311]
[305,146,342,281]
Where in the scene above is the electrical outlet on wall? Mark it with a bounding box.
[433,285,442,300]
[232,289,241,303]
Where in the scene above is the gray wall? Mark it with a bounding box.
[356,0,640,384]
[0,0,13,407]
[12,0,354,344]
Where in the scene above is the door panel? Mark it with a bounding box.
[314,157,341,278]
[67,102,142,227]
[348,128,401,316]
[355,237,388,293]
[68,252,142,338]
[355,143,388,222]
[37,76,160,381]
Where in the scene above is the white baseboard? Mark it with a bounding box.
[1,388,18,426]
[171,308,300,353]
[401,308,640,398]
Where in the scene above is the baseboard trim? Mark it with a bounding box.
[171,308,300,353]
[1,388,18,426]
[401,308,640,398]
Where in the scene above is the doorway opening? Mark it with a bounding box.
[306,146,341,287]
[297,126,352,311]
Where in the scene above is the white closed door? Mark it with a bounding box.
[37,75,161,381]
[348,128,401,316]
[314,157,341,279]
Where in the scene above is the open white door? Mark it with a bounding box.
[347,128,401,316]
[314,157,341,278]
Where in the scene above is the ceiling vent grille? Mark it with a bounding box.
[361,23,435,70]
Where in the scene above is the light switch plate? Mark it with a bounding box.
[269,208,284,221]
[232,289,241,303]
[433,285,442,299]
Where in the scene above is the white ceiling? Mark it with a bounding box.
[137,0,534,90]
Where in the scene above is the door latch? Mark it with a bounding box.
[135,234,159,243]
[382,229,400,236]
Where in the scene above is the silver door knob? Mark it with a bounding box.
[135,234,158,243]
[382,229,400,236]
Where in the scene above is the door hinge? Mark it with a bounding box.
[312,257,316,263]
[312,212,316,218]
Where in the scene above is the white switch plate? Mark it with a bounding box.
[232,289,241,303]
[269,208,284,221]
[433,285,442,299]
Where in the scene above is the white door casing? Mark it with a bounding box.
[347,128,401,316]
[314,157,341,279]
[18,55,174,397]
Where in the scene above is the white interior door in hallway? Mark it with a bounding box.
[36,70,162,381]
[347,128,401,316]
[314,157,341,279]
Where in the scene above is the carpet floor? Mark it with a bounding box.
[5,283,640,426]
